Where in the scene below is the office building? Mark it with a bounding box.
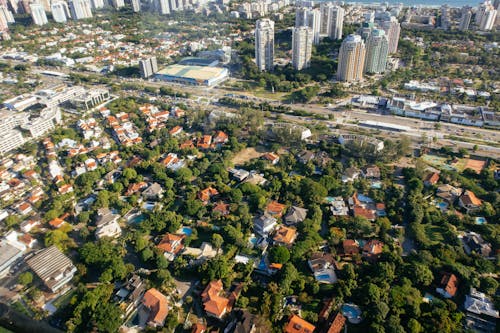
[30,3,48,25]
[378,13,400,54]
[131,0,140,12]
[337,34,365,82]
[364,29,388,74]
[459,6,472,31]
[139,57,158,78]
[51,1,70,23]
[255,18,274,71]
[0,130,25,154]
[90,0,104,9]
[69,0,93,19]
[292,26,313,70]
[319,3,344,40]
[295,7,321,44]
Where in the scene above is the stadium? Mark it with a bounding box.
[155,64,229,87]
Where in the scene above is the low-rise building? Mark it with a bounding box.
[157,233,185,261]
[436,272,459,299]
[201,280,231,319]
[284,314,315,333]
[95,208,122,240]
[464,288,498,333]
[362,240,384,261]
[0,242,24,277]
[142,288,169,328]
[273,225,297,247]
[254,214,278,237]
[459,190,482,213]
[284,206,308,226]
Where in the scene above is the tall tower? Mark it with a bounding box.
[378,14,400,54]
[336,34,366,82]
[255,18,274,71]
[131,0,140,12]
[295,7,321,45]
[112,0,125,9]
[0,5,14,25]
[459,6,472,31]
[69,0,92,19]
[90,0,104,9]
[479,6,497,30]
[51,1,70,22]
[158,0,170,15]
[30,3,48,25]
[328,5,344,40]
[292,26,313,71]
[364,29,389,74]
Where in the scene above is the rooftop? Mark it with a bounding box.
[157,64,227,81]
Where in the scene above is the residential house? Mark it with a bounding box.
[162,153,186,171]
[201,280,231,319]
[20,218,41,233]
[284,206,308,226]
[198,187,219,205]
[142,288,169,328]
[125,182,148,196]
[353,206,376,221]
[115,274,145,317]
[273,225,297,247]
[436,273,459,299]
[244,171,267,186]
[464,288,499,333]
[142,183,164,201]
[327,313,346,333]
[95,208,122,240]
[191,323,207,333]
[183,242,219,265]
[169,126,183,137]
[254,214,278,237]
[342,239,360,257]
[228,168,250,182]
[362,240,384,261]
[197,135,213,149]
[462,232,492,257]
[342,167,360,183]
[297,150,315,164]
[361,165,381,179]
[180,140,195,150]
[213,131,229,145]
[284,315,315,333]
[424,172,440,186]
[459,190,482,213]
[25,245,77,292]
[262,152,279,165]
[19,234,36,249]
[58,184,74,195]
[436,184,462,203]
[157,233,185,261]
[308,252,337,284]
[16,202,33,216]
[49,217,67,229]
[330,197,349,216]
[213,202,230,216]
[266,201,286,217]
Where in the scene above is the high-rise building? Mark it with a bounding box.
[364,29,389,74]
[69,0,92,19]
[158,0,170,14]
[459,6,472,31]
[38,0,50,12]
[476,1,494,24]
[51,1,70,22]
[139,57,158,78]
[479,6,497,30]
[295,7,321,44]
[337,34,366,82]
[327,4,344,40]
[168,0,176,11]
[30,3,48,25]
[0,8,8,31]
[378,13,400,54]
[255,18,274,71]
[440,4,451,30]
[131,0,140,12]
[292,26,313,70]
[0,5,14,30]
[90,0,104,9]
[112,0,125,8]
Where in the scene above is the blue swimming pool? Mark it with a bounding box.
[316,274,331,280]
[475,217,487,225]
[341,304,362,323]
[180,227,193,236]
[325,197,335,203]
[128,214,145,224]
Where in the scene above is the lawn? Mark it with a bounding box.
[0,327,13,333]
[424,225,446,244]
[52,289,75,309]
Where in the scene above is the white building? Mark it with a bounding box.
[95,208,122,240]
[112,0,125,8]
[69,0,93,20]
[30,3,48,26]
[292,26,313,71]
[319,3,343,40]
[378,14,400,54]
[90,0,104,9]
[337,34,366,82]
[459,6,472,31]
[364,29,389,74]
[295,6,321,45]
[21,107,62,139]
[131,0,140,12]
[255,18,274,71]
[51,1,71,23]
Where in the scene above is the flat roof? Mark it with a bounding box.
[157,64,227,81]
[0,242,23,266]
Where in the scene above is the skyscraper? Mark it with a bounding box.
[131,0,140,12]
[158,0,170,15]
[255,18,274,72]
[479,6,497,30]
[112,0,125,9]
[139,57,158,78]
[292,26,313,71]
[326,5,344,40]
[0,5,14,24]
[30,3,48,25]
[295,7,321,45]
[69,0,92,19]
[364,29,389,74]
[459,6,472,31]
[51,1,70,22]
[90,0,104,9]
[0,7,8,31]
[378,14,400,54]
[337,34,366,82]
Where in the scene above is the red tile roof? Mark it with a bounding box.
[327,313,346,333]
[142,288,169,326]
[157,233,185,254]
[284,315,315,333]
[266,201,286,217]
[201,280,230,318]
[440,273,459,297]
[342,239,360,255]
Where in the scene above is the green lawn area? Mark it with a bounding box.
[0,327,13,333]
[424,225,446,244]
[52,289,75,309]
[251,87,288,101]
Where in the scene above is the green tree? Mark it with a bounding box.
[268,246,290,264]
[18,272,33,286]
[211,233,224,250]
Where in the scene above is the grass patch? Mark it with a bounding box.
[424,225,446,244]
[52,290,75,309]
[11,301,30,316]
[0,327,13,333]
[252,87,288,101]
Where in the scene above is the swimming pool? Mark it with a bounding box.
[341,304,362,324]
[248,235,258,247]
[371,181,382,189]
[179,226,193,236]
[475,217,487,225]
[325,197,335,203]
[128,214,145,224]
[436,202,448,211]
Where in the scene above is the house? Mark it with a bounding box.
[228,168,250,182]
[284,206,308,226]
[201,280,231,319]
[162,153,186,171]
[183,242,218,264]
[462,232,492,257]
[125,182,148,196]
[58,184,74,195]
[330,197,349,216]
[265,201,286,217]
[169,126,183,137]
[436,273,459,299]
[197,135,213,149]
[19,234,36,248]
[464,288,499,332]
[353,206,376,221]
[142,288,169,328]
[157,233,185,261]
[424,172,440,186]
[342,167,360,183]
[213,131,229,144]
[244,171,267,186]
[49,217,66,229]
[459,190,482,213]
[142,183,164,201]
[361,165,380,179]
[342,239,360,256]
[327,313,346,333]
[191,323,207,333]
[273,225,297,247]
[262,152,279,165]
[284,315,315,333]
[20,218,41,233]
[213,202,230,216]
[228,309,256,333]
[436,184,462,203]
[95,208,122,240]
[362,240,384,261]
[180,140,195,150]
[16,202,33,216]
[254,214,278,237]
[115,274,145,317]
[308,252,337,284]
[198,187,219,204]
[297,150,315,164]
[25,245,77,292]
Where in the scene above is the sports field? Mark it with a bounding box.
[422,154,486,173]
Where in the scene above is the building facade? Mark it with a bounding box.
[69,0,93,19]
[292,26,313,70]
[255,18,274,71]
[364,29,389,74]
[337,34,366,82]
[319,3,344,40]
[51,1,70,23]
[295,6,321,44]
[30,3,48,25]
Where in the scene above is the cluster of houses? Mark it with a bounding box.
[102,108,143,147]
